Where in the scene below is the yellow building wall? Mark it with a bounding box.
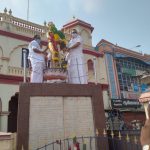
[0,84,19,131]
[0,132,16,150]
[0,11,109,132]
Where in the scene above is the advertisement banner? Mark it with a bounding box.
[111,98,141,109]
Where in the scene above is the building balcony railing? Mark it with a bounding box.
[0,11,48,38]
[7,66,30,77]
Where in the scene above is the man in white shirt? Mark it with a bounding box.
[28,35,47,83]
[67,29,87,84]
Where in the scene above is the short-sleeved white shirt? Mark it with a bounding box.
[28,40,44,63]
[68,35,83,57]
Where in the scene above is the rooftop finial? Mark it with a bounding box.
[4,8,7,13]
[73,16,76,19]
[9,9,12,15]
[44,21,47,26]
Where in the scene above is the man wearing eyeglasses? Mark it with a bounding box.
[66,29,87,84]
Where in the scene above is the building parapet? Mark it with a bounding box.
[98,39,150,63]
[0,11,48,39]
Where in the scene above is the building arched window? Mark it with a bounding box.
[87,59,94,81]
[87,59,94,72]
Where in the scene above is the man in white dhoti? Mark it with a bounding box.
[67,29,87,84]
[28,35,47,83]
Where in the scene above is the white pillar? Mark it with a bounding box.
[93,57,97,84]
[23,49,27,83]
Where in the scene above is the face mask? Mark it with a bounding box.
[36,39,41,44]
[71,33,78,38]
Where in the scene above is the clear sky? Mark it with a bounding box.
[0,0,150,54]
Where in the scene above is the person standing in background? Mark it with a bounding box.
[67,29,87,84]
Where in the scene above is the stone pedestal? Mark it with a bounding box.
[17,83,106,150]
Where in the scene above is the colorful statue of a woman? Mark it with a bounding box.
[46,22,67,68]
[44,22,67,82]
